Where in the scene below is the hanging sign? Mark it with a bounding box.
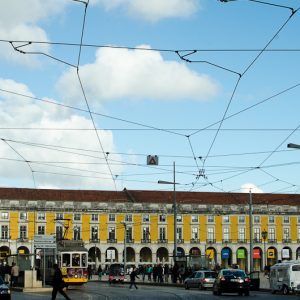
[237,249,245,259]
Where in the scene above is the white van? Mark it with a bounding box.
[270,261,300,295]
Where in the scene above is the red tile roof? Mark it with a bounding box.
[0,187,299,206]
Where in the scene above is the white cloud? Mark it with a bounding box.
[240,183,264,194]
[0,78,121,190]
[95,0,199,22]
[56,45,219,107]
[0,0,67,65]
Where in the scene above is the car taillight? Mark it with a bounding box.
[202,279,208,282]
[244,277,250,282]
[221,276,226,281]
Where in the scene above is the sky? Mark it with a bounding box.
[0,0,300,194]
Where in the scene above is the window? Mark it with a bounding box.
[37,212,45,221]
[269,228,275,240]
[56,213,63,220]
[283,216,290,224]
[19,225,27,239]
[108,227,115,240]
[253,216,260,224]
[238,227,246,241]
[238,216,245,223]
[283,228,290,239]
[126,226,133,241]
[1,212,9,220]
[268,216,275,224]
[37,225,45,235]
[176,215,182,223]
[298,216,300,224]
[73,226,81,240]
[72,253,80,267]
[125,214,132,222]
[223,227,230,241]
[74,214,81,221]
[142,226,150,240]
[159,214,166,222]
[143,214,150,222]
[91,214,98,221]
[1,225,9,240]
[254,228,261,240]
[56,226,63,240]
[207,215,214,223]
[108,214,115,222]
[91,226,98,240]
[191,215,198,223]
[207,227,215,240]
[176,227,183,240]
[191,227,198,239]
[159,227,166,240]
[20,212,27,220]
[223,216,230,223]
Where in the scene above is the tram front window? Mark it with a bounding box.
[82,253,87,267]
[62,253,71,267]
[72,253,80,267]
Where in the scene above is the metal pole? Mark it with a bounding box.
[173,161,177,262]
[249,190,253,273]
[264,238,266,267]
[43,248,46,287]
[123,223,127,276]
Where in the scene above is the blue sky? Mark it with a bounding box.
[0,0,300,194]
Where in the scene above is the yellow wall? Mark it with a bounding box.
[46,213,55,236]
[167,215,174,241]
[276,216,283,241]
[231,216,238,242]
[291,216,297,241]
[82,214,90,241]
[150,214,158,241]
[183,215,190,241]
[215,216,222,242]
[116,214,124,241]
[100,214,108,241]
[10,212,18,240]
[199,215,206,241]
[134,214,141,241]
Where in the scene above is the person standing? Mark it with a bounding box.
[97,265,103,281]
[164,264,169,283]
[51,264,71,300]
[129,266,139,290]
[10,262,19,287]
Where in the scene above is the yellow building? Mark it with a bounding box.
[0,188,300,272]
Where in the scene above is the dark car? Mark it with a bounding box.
[108,264,125,284]
[184,270,217,290]
[0,276,11,300]
[212,269,250,296]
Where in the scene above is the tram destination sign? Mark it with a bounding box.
[34,235,57,249]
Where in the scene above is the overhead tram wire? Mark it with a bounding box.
[1,139,36,188]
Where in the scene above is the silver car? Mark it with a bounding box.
[184,270,217,290]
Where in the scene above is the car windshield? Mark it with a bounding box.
[204,272,217,278]
[223,270,246,278]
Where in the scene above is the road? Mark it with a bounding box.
[11,282,300,300]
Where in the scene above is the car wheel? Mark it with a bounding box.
[199,283,203,290]
[185,283,189,290]
[283,285,289,295]
[217,289,222,296]
[245,291,250,296]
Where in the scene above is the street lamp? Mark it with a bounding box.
[92,231,97,272]
[121,222,127,276]
[262,229,268,268]
[158,162,177,262]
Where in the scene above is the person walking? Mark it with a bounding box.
[10,262,19,287]
[97,265,102,281]
[164,264,169,283]
[129,266,139,290]
[51,264,71,300]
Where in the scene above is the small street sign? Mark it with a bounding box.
[34,235,56,249]
[147,155,159,165]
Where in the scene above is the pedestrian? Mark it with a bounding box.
[98,265,103,280]
[87,265,92,280]
[142,265,146,282]
[10,262,19,287]
[153,265,158,282]
[172,263,179,283]
[129,266,139,290]
[51,264,71,300]
[164,264,169,283]
[147,265,152,281]
[179,265,185,283]
[157,264,163,283]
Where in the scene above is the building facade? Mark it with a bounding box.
[0,188,300,272]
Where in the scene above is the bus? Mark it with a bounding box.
[57,240,88,286]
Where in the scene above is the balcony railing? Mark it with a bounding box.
[126,239,134,244]
[157,239,168,244]
[253,238,262,243]
[222,239,232,244]
[268,239,277,244]
[89,238,100,243]
[238,239,248,243]
[177,239,184,244]
[141,239,151,243]
[206,239,216,244]
[282,238,292,244]
[107,238,117,243]
[17,238,28,242]
[190,238,200,244]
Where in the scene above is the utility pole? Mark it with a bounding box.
[173,162,177,261]
[122,222,127,276]
[249,190,253,273]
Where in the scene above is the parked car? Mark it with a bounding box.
[212,269,250,296]
[184,270,217,290]
[0,276,11,300]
